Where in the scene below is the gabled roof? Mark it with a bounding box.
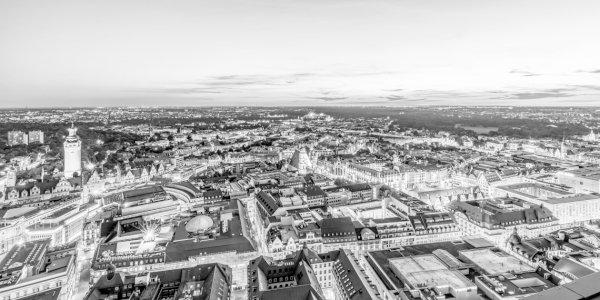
[256,191,280,216]
[332,249,378,300]
[449,200,555,226]
[320,217,355,236]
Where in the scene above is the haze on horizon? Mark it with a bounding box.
[1,0,600,107]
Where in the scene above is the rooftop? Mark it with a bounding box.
[459,248,534,275]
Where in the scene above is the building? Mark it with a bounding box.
[0,197,82,254]
[63,124,82,178]
[540,194,600,225]
[247,245,326,300]
[494,182,600,225]
[582,129,599,141]
[24,203,87,247]
[28,130,44,144]
[448,198,560,247]
[113,185,180,221]
[0,240,78,300]
[388,254,478,300]
[523,271,600,300]
[296,186,327,207]
[557,168,600,194]
[291,148,313,175]
[365,240,481,300]
[365,238,557,300]
[7,131,45,146]
[331,249,380,300]
[85,262,231,300]
[90,189,257,289]
[7,131,28,146]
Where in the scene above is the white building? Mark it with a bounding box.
[63,124,82,178]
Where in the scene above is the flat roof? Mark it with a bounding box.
[0,240,49,271]
[463,235,496,248]
[460,249,534,275]
[543,194,600,205]
[368,241,476,290]
[407,269,475,289]
[389,255,447,274]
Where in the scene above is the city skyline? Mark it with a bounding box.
[2,0,600,107]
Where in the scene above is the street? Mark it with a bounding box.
[72,249,94,300]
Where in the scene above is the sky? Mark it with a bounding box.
[1,0,600,107]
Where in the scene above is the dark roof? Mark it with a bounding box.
[333,249,376,300]
[46,255,72,272]
[202,189,223,198]
[19,288,62,300]
[0,240,49,273]
[523,272,600,300]
[122,186,166,202]
[89,263,232,300]
[448,200,555,226]
[344,183,371,192]
[256,191,280,216]
[259,285,323,300]
[93,272,125,290]
[249,247,325,300]
[320,217,355,236]
[296,186,327,198]
[164,236,255,262]
[553,257,597,279]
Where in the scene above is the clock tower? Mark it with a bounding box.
[63,123,82,178]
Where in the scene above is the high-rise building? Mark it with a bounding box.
[63,123,81,178]
[7,131,28,146]
[28,130,44,144]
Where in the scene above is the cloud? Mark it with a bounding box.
[382,88,403,92]
[126,88,222,94]
[199,73,314,87]
[544,88,575,93]
[402,98,429,102]
[559,98,600,103]
[573,85,600,91]
[577,69,600,74]
[510,69,539,76]
[510,69,528,73]
[307,97,348,101]
[385,95,406,101]
[510,92,572,100]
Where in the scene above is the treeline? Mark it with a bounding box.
[275,107,590,139]
[0,123,144,166]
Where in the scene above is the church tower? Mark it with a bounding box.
[290,148,312,175]
[63,123,82,178]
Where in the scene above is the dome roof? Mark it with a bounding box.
[185,215,214,233]
[507,228,521,246]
